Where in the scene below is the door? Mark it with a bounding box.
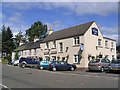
[59,61,68,70]
[101,59,106,69]
[105,59,110,70]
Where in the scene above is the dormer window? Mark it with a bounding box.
[74,37,80,45]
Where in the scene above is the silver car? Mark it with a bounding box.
[109,59,120,72]
[88,58,110,72]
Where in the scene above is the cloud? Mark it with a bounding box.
[2,12,29,37]
[2,0,119,2]
[99,26,119,45]
[45,20,67,31]
[100,26,118,35]
[2,2,118,16]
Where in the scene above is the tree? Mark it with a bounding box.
[14,30,26,47]
[1,25,16,56]
[6,27,16,54]
[26,20,47,42]
[1,25,7,53]
[117,45,120,53]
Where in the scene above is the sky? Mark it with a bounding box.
[1,1,119,45]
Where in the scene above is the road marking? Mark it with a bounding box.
[0,84,8,88]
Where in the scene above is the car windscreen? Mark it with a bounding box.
[90,59,100,63]
[111,60,120,64]
[20,58,26,61]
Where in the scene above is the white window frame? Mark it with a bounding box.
[59,42,63,52]
[53,41,56,48]
[29,50,31,55]
[98,39,101,46]
[111,42,114,48]
[105,40,108,47]
[74,37,80,45]
[74,55,80,63]
[45,42,49,49]
[34,49,36,55]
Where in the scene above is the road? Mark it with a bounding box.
[1,64,119,89]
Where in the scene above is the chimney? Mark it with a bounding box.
[19,40,23,46]
[48,27,54,35]
[34,36,39,42]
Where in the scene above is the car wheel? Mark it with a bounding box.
[21,64,25,68]
[52,67,57,71]
[88,69,92,72]
[17,63,19,66]
[101,67,104,72]
[71,67,75,71]
[40,66,44,70]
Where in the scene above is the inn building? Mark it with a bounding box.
[12,21,116,69]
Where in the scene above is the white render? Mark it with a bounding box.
[12,21,116,69]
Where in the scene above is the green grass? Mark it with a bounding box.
[0,58,8,64]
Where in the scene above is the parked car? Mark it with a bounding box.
[88,58,110,72]
[38,60,53,70]
[13,59,19,66]
[49,61,77,71]
[109,59,120,72]
[19,57,39,68]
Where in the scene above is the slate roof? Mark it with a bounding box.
[41,21,95,42]
[14,40,41,51]
[103,37,116,41]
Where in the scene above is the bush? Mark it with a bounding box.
[15,52,19,59]
[6,54,12,64]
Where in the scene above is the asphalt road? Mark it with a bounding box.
[1,64,120,89]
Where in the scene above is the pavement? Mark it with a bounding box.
[1,64,120,89]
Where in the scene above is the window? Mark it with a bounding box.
[90,59,100,63]
[98,39,101,46]
[112,55,114,59]
[105,59,110,63]
[52,56,56,61]
[74,37,80,45]
[25,52,26,56]
[29,50,31,55]
[74,55,80,63]
[53,41,56,48]
[59,42,63,52]
[45,42,49,48]
[34,49,36,55]
[101,59,106,63]
[111,42,114,48]
[105,40,108,47]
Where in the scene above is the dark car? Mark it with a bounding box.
[49,61,77,71]
[19,57,39,68]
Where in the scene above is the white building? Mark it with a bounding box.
[12,21,116,69]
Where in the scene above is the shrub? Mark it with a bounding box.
[15,52,19,59]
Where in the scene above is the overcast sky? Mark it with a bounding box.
[1,1,119,45]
